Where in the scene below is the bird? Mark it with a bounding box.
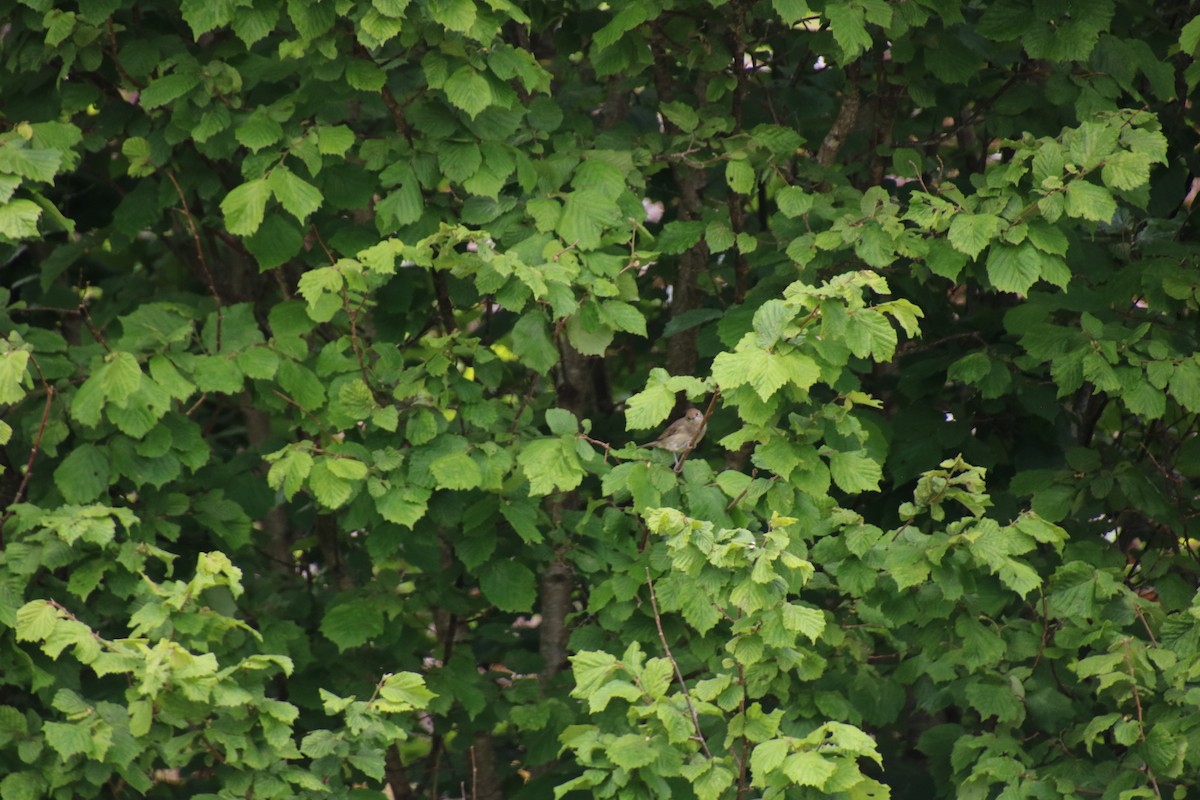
[641,408,706,468]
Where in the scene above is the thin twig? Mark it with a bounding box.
[341,285,371,388]
[1133,604,1159,647]
[1122,641,1162,798]
[645,567,712,759]
[509,373,539,437]
[78,290,112,352]
[552,240,580,261]
[0,368,55,537]
[271,388,326,431]
[164,170,223,351]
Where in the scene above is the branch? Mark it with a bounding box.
[645,567,712,759]
[0,359,55,539]
[816,62,861,168]
[165,170,224,351]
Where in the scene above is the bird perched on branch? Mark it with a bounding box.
[641,408,706,468]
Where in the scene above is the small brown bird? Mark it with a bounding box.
[641,408,706,467]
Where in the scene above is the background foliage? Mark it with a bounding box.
[2,0,1200,798]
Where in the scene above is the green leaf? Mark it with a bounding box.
[0,772,43,800]
[598,300,647,337]
[660,101,699,133]
[235,110,284,152]
[268,167,323,222]
[0,349,30,404]
[100,351,143,403]
[221,178,271,235]
[316,125,356,156]
[246,216,304,270]
[751,739,790,782]
[1101,151,1152,191]
[54,444,110,504]
[181,0,234,37]
[656,220,705,254]
[1181,14,1200,57]
[772,0,812,25]
[518,438,584,495]
[377,168,425,230]
[706,220,735,253]
[322,600,385,651]
[0,145,61,182]
[607,732,658,770]
[780,603,825,643]
[726,159,755,194]
[776,186,813,217]
[444,66,492,118]
[377,671,436,711]
[558,189,621,251]
[626,378,675,430]
[139,72,200,108]
[43,721,94,759]
[825,3,872,60]
[1169,359,1200,413]
[782,751,837,788]
[309,458,356,509]
[1064,181,1116,223]
[828,449,882,493]
[479,559,537,611]
[16,600,60,642]
[375,485,431,528]
[948,213,1002,259]
[346,59,386,91]
[593,5,647,51]
[430,452,482,490]
[428,0,476,31]
[511,313,558,373]
[0,200,43,240]
[986,242,1044,295]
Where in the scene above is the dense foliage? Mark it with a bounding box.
[3,1,1200,798]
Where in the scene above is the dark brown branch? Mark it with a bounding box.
[0,362,55,539]
[817,62,861,168]
[165,170,224,351]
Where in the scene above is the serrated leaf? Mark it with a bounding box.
[511,312,558,373]
[828,449,882,493]
[235,111,283,152]
[444,66,492,118]
[783,751,837,788]
[140,72,200,109]
[430,452,482,489]
[518,438,584,495]
[54,444,110,504]
[1064,181,1116,223]
[826,3,872,60]
[0,200,43,240]
[558,189,622,251]
[221,178,271,236]
[607,733,658,770]
[751,739,790,782]
[479,560,536,611]
[726,159,755,194]
[375,484,430,528]
[268,167,323,222]
[986,242,1043,295]
[321,600,384,651]
[776,186,813,217]
[948,213,1002,259]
